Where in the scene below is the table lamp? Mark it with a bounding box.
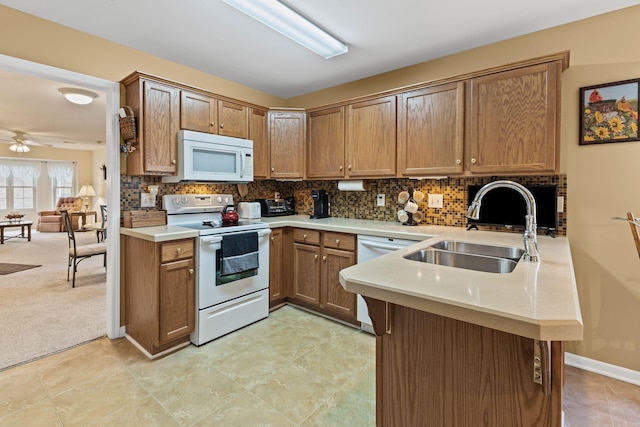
[78,184,96,212]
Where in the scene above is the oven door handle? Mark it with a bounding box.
[201,235,223,245]
[257,229,272,238]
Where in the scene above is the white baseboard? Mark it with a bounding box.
[565,352,640,386]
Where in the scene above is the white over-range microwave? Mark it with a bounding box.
[162,130,254,183]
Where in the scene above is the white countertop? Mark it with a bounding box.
[120,225,199,242]
[121,215,582,341]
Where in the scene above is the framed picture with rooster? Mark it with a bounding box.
[579,78,639,145]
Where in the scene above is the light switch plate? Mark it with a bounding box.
[428,194,444,208]
[141,192,155,208]
[376,194,386,207]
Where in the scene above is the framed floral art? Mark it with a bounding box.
[579,78,639,145]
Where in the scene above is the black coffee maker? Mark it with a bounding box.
[310,190,330,219]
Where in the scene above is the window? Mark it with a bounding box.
[11,176,35,210]
[54,175,73,200]
[0,177,6,210]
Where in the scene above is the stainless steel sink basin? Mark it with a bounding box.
[403,248,519,274]
[429,240,524,261]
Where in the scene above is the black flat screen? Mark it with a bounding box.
[467,185,558,231]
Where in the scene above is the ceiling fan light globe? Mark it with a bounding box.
[58,88,98,105]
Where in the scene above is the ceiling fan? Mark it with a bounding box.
[0,131,48,153]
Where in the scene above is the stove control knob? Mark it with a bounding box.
[217,196,222,203]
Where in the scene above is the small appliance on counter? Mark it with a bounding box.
[310,190,330,219]
[256,197,295,217]
[237,202,261,219]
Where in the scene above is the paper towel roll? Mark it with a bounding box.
[338,180,367,191]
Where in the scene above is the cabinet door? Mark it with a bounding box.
[292,242,320,306]
[469,62,560,174]
[219,101,249,139]
[180,90,217,133]
[250,108,269,179]
[398,82,465,177]
[269,111,305,179]
[269,228,283,303]
[143,80,180,174]
[158,258,195,344]
[307,107,346,179]
[347,95,397,178]
[321,248,356,319]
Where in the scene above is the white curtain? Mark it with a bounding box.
[47,161,74,181]
[11,160,41,180]
[0,159,41,179]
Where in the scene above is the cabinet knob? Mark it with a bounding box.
[211,122,215,127]
[271,167,275,172]
[172,159,177,164]
[456,159,461,165]
[303,234,307,239]
[336,239,340,245]
[314,254,318,260]
[189,268,194,274]
[471,158,477,164]
[271,236,275,241]
[220,123,224,129]
[323,255,327,261]
[348,165,352,171]
[176,247,182,254]
[339,165,343,171]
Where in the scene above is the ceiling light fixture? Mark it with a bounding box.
[222,0,348,59]
[58,88,99,105]
[9,141,30,153]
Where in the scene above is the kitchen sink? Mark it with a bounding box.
[403,248,519,274]
[429,240,524,261]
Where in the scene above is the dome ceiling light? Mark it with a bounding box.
[58,88,99,105]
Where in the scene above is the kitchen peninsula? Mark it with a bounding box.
[334,220,582,426]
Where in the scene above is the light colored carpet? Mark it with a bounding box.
[0,230,106,371]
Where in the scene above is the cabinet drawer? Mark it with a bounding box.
[323,232,356,251]
[161,239,194,263]
[293,228,320,245]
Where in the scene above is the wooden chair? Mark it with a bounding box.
[61,210,107,287]
[99,204,107,241]
[627,212,640,259]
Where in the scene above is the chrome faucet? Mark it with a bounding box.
[467,180,539,262]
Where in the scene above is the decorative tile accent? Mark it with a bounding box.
[120,174,567,235]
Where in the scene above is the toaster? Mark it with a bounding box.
[237,202,262,219]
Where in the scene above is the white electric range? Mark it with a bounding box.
[164,194,271,346]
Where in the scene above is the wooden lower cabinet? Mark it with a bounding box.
[289,228,358,323]
[125,236,195,357]
[365,297,564,427]
[268,228,284,304]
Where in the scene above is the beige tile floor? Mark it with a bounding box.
[0,305,638,426]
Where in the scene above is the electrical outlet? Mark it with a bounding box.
[376,194,386,207]
[141,192,155,208]
[274,191,280,200]
[428,194,444,208]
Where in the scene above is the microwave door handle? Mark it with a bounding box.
[239,150,246,178]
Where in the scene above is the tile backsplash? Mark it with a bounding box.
[120,174,567,236]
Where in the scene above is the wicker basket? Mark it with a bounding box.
[119,106,137,142]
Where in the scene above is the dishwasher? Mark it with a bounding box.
[356,234,423,333]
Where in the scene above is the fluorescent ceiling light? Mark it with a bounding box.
[58,88,98,105]
[222,0,348,59]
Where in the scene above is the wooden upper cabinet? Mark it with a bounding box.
[180,90,217,133]
[469,61,561,174]
[347,95,397,178]
[181,90,248,139]
[219,101,249,139]
[307,107,346,179]
[124,76,180,175]
[397,82,465,177]
[250,108,269,179]
[269,110,306,179]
